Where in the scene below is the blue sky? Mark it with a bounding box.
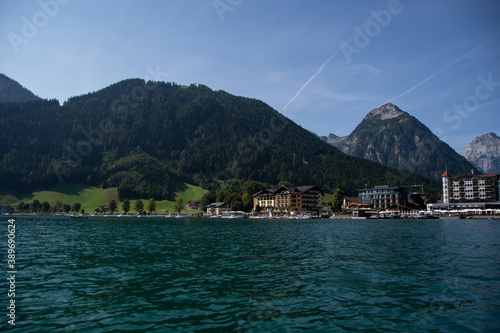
[1,0,499,152]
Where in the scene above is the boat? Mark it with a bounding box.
[221,211,246,219]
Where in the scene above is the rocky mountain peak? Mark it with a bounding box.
[365,102,404,120]
[477,132,499,142]
[461,132,500,174]
[326,102,479,179]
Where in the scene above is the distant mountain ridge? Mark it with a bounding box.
[0,78,436,199]
[323,103,479,179]
[0,74,41,103]
[461,132,500,174]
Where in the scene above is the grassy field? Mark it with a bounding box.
[1,180,208,214]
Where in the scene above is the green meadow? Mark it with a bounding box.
[1,180,208,214]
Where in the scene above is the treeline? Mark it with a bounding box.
[14,200,82,214]
[0,79,440,199]
[11,198,159,215]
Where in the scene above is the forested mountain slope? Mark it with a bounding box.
[0,79,437,199]
[0,73,41,103]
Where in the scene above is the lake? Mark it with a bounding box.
[4,216,500,332]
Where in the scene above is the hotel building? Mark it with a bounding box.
[253,185,324,214]
[358,185,408,210]
[442,171,500,205]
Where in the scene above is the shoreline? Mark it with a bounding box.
[3,212,498,220]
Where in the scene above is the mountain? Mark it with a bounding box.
[320,133,343,147]
[461,132,500,174]
[0,74,41,103]
[324,103,479,179]
[0,80,437,200]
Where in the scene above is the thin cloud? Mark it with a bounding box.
[389,34,499,102]
[280,1,391,115]
[353,64,380,76]
[280,52,338,114]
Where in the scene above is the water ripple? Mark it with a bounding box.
[6,217,500,332]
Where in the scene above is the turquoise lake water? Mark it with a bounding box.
[3,216,500,332]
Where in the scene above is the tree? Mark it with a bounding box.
[134,200,144,213]
[54,201,64,213]
[63,204,71,213]
[147,198,156,214]
[122,199,130,214]
[175,198,184,214]
[32,199,40,213]
[332,188,344,213]
[216,182,243,211]
[16,201,25,213]
[41,201,51,212]
[109,200,117,213]
[243,180,268,197]
[72,202,81,213]
[200,190,217,211]
[277,180,293,188]
[242,192,254,211]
